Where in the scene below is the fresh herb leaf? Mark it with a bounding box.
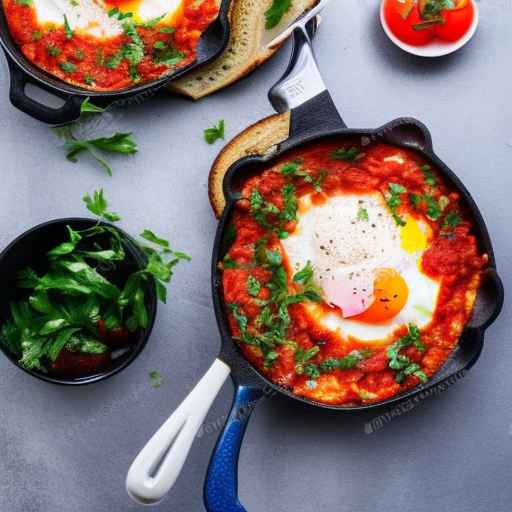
[80,97,105,114]
[54,126,138,176]
[64,15,73,39]
[83,189,121,222]
[423,195,441,221]
[421,164,437,186]
[387,183,407,226]
[204,120,225,145]
[60,62,76,73]
[443,211,461,229]
[149,370,164,388]
[247,276,262,297]
[280,184,297,222]
[140,230,171,251]
[265,0,292,29]
[357,207,369,222]
[330,147,361,161]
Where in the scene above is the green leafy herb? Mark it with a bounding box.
[149,370,164,388]
[64,15,73,39]
[60,61,76,73]
[247,276,262,297]
[265,0,292,29]
[421,164,437,186]
[280,184,297,222]
[281,161,326,192]
[204,120,225,145]
[357,207,369,222]
[80,97,105,114]
[83,190,121,222]
[159,27,176,34]
[387,183,407,226]
[423,195,442,220]
[223,256,238,269]
[387,324,427,384]
[53,126,138,176]
[330,147,361,161]
[152,43,185,67]
[139,14,167,28]
[46,44,61,57]
[0,191,189,372]
[443,211,461,229]
[15,0,32,6]
[32,31,42,41]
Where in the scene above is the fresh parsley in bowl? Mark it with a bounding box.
[0,190,190,384]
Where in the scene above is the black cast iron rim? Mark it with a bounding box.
[211,119,504,413]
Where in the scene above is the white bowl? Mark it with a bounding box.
[380,0,479,57]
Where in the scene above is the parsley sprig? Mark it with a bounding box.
[281,161,326,192]
[204,120,225,145]
[0,190,190,373]
[265,0,292,29]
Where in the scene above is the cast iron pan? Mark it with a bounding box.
[125,20,504,510]
[0,0,231,124]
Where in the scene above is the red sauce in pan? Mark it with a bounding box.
[221,139,487,406]
[2,0,218,91]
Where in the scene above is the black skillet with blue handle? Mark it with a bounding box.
[126,13,503,512]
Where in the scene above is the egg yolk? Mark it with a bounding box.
[353,268,409,323]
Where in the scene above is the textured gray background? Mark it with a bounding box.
[0,1,510,511]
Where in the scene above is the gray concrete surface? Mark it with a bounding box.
[0,1,510,511]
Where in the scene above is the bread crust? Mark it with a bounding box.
[209,111,291,217]
[168,0,318,100]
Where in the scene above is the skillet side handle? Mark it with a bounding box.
[204,384,264,512]
[6,55,83,125]
[467,268,504,331]
[126,359,231,506]
[268,24,345,141]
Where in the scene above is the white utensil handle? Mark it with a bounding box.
[126,359,231,505]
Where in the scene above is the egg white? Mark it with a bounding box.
[282,192,441,343]
[31,0,183,38]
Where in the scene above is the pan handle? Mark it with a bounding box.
[268,23,346,142]
[6,55,83,125]
[204,384,264,512]
[126,358,231,505]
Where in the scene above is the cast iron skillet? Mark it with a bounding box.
[126,19,504,510]
[0,0,231,124]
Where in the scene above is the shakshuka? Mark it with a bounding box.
[220,139,487,406]
[2,0,219,90]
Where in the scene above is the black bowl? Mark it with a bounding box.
[0,218,157,385]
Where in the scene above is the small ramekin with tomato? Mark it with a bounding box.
[381,0,478,57]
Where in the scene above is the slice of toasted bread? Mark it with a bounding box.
[168,0,318,100]
[209,111,290,217]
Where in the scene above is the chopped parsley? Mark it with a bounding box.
[387,183,407,226]
[357,207,369,222]
[421,164,437,186]
[64,15,73,39]
[280,161,326,192]
[46,44,62,57]
[265,0,292,29]
[149,370,164,388]
[80,97,105,114]
[60,62,76,73]
[443,211,462,229]
[204,120,225,144]
[387,324,427,384]
[247,276,261,297]
[423,195,442,220]
[330,147,361,161]
[53,126,138,176]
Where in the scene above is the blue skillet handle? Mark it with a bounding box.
[204,384,264,512]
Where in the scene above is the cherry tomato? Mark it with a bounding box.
[383,0,436,46]
[435,2,475,42]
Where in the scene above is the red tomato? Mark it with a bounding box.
[435,2,475,42]
[383,0,436,46]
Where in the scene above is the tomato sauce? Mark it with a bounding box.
[2,0,219,90]
[221,139,487,406]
